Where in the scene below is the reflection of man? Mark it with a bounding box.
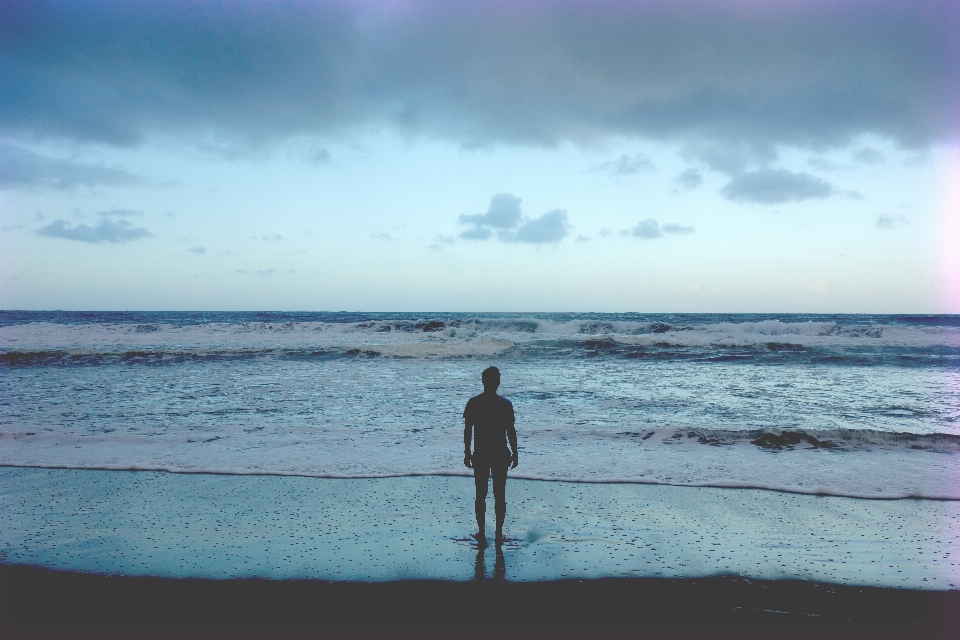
[463,366,518,547]
[475,546,506,581]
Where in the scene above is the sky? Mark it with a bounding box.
[1,0,958,312]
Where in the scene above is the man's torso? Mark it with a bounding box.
[464,393,514,462]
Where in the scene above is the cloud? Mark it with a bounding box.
[853,147,885,164]
[261,233,283,242]
[459,226,493,241]
[720,169,834,203]
[807,158,839,171]
[458,193,523,230]
[674,168,703,190]
[875,214,908,229]
[236,268,277,277]
[594,154,654,176]
[628,219,694,239]
[372,232,395,241]
[661,223,694,235]
[188,246,206,254]
[0,143,144,190]
[680,142,778,175]
[428,234,456,251]
[458,194,569,244]
[513,209,570,244]
[37,218,152,243]
[305,145,332,165]
[2,1,955,151]
[630,219,662,239]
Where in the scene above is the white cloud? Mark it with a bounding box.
[875,214,908,229]
[0,143,145,191]
[674,168,703,190]
[594,154,654,176]
[630,219,663,239]
[512,209,570,244]
[37,218,152,243]
[720,169,834,204]
[459,194,570,244]
[627,219,694,239]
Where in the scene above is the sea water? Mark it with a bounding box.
[2,312,958,499]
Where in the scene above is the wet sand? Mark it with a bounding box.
[2,468,957,588]
[2,467,958,637]
[2,564,958,638]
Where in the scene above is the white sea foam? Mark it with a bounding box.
[2,314,957,503]
[2,426,958,499]
[2,317,958,360]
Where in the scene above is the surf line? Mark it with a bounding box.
[2,463,958,502]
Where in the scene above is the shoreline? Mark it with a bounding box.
[2,463,958,502]
[2,565,958,638]
[3,468,957,589]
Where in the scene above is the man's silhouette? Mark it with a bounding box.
[463,366,518,547]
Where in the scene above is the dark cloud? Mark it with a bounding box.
[37,218,152,243]
[807,158,839,171]
[720,169,834,204]
[305,145,332,165]
[680,141,780,175]
[1,1,955,151]
[628,219,694,239]
[0,143,144,190]
[459,194,569,244]
[674,168,703,190]
[261,233,283,242]
[188,246,206,254]
[875,214,908,229]
[595,154,654,176]
[854,147,885,164]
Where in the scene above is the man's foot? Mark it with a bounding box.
[472,532,488,548]
[495,533,507,547]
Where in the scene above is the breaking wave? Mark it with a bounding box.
[2,313,958,366]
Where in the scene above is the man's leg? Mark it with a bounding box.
[491,464,508,543]
[473,461,489,539]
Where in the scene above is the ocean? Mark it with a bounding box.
[2,312,958,499]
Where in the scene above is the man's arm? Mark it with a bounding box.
[463,417,473,469]
[507,404,518,469]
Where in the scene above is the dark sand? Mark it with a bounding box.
[2,564,958,639]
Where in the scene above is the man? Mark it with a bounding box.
[463,366,518,548]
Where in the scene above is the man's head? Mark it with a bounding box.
[481,366,500,393]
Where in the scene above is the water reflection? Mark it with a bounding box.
[474,546,506,581]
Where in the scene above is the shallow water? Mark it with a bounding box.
[1,468,956,589]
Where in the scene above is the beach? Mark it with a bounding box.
[2,312,958,636]
[2,467,958,637]
[4,565,959,638]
